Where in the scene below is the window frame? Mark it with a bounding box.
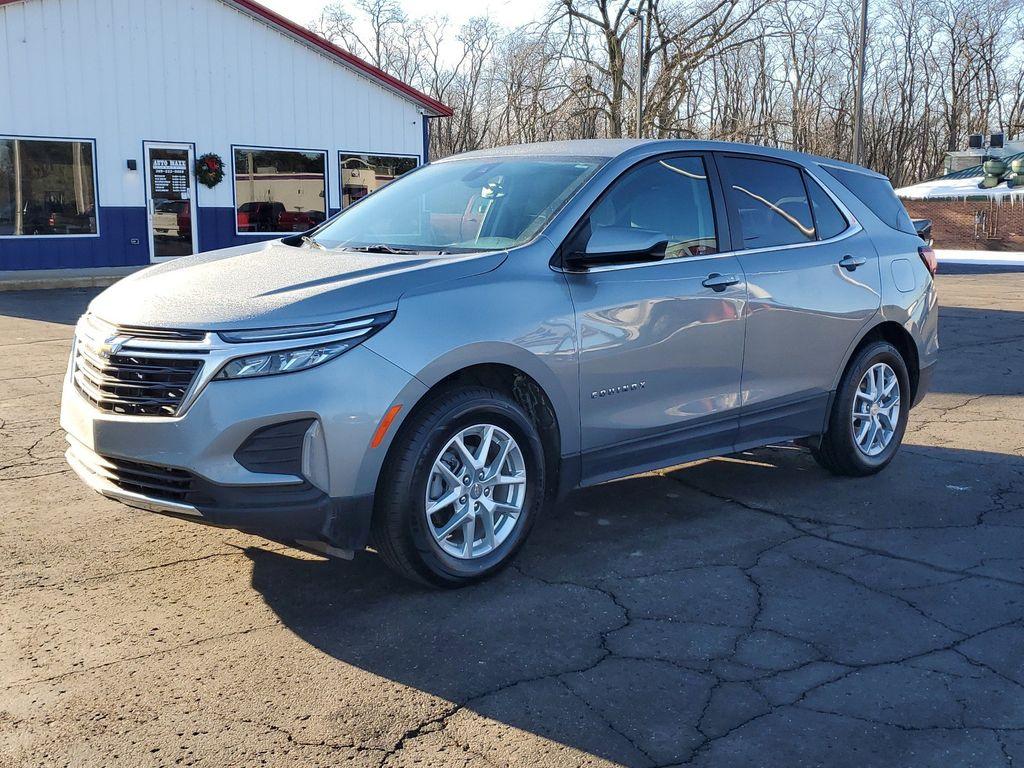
[716,152,818,251]
[338,150,421,210]
[715,152,858,255]
[0,134,101,240]
[231,144,329,237]
[554,151,733,272]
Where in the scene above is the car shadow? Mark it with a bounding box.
[245,440,1024,766]
[0,288,98,325]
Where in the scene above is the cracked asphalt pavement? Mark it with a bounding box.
[2,270,1023,767]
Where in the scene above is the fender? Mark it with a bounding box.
[408,341,577,455]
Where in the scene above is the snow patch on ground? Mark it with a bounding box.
[935,249,1024,266]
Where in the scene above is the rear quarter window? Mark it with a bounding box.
[822,166,915,235]
[802,173,848,240]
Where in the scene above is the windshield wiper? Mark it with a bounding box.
[346,244,444,255]
[346,243,421,256]
[301,235,325,250]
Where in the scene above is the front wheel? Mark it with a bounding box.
[371,386,546,587]
[812,341,911,476]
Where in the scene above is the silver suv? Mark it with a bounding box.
[61,140,938,586]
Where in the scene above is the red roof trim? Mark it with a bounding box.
[0,0,452,117]
[228,0,452,117]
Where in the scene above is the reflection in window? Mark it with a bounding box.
[234,148,326,234]
[340,153,418,208]
[718,156,815,249]
[587,156,718,259]
[315,157,602,252]
[0,138,97,236]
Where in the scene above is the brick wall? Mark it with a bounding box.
[902,198,1024,251]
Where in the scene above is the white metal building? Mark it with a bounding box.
[0,0,451,272]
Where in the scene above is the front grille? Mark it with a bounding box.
[101,455,195,502]
[73,342,204,417]
[113,324,206,342]
[80,314,206,343]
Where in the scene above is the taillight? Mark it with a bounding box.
[918,246,938,276]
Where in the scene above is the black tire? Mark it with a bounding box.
[812,340,911,477]
[371,385,546,588]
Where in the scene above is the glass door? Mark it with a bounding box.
[144,143,198,261]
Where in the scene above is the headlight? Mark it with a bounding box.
[215,342,354,379]
[214,312,392,380]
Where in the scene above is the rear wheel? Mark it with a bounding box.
[812,341,910,476]
[372,386,545,587]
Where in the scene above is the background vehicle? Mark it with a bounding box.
[913,218,933,246]
[61,139,938,588]
[236,201,286,232]
[152,200,191,240]
[19,200,96,235]
[277,209,326,232]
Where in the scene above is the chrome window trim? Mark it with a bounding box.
[563,221,864,275]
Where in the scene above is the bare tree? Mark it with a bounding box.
[307,0,1024,183]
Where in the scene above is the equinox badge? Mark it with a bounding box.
[592,381,646,399]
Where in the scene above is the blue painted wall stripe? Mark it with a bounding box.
[0,207,148,271]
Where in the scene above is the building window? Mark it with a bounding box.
[234,147,327,234]
[340,152,418,208]
[0,137,98,237]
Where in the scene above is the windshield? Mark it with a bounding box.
[313,156,604,252]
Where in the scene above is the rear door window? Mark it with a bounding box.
[717,156,815,249]
[822,166,915,234]
[805,173,848,240]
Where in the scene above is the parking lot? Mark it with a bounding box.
[1,270,1023,767]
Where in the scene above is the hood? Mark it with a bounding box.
[88,240,507,330]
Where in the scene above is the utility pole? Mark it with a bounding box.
[852,0,868,165]
[628,7,645,139]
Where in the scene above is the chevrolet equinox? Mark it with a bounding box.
[61,140,938,586]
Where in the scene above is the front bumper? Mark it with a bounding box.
[61,343,426,552]
[65,436,373,552]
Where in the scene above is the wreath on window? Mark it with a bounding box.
[196,153,225,188]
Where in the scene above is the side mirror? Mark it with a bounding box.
[565,226,668,270]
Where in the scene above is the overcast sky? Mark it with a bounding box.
[261,0,544,33]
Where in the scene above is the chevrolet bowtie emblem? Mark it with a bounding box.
[97,334,132,358]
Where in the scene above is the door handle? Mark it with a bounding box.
[839,254,866,271]
[702,273,741,292]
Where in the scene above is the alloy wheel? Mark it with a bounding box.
[424,424,527,559]
[852,362,901,457]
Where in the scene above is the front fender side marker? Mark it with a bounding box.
[371,405,403,449]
